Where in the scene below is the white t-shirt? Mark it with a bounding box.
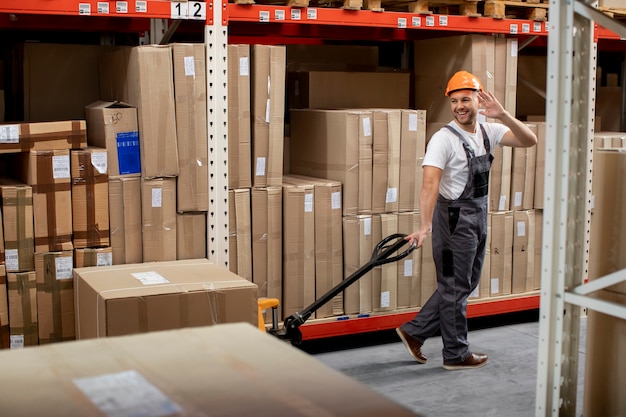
[422,120,510,200]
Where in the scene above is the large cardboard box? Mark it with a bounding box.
[512,210,535,294]
[71,148,110,249]
[397,212,421,308]
[251,187,282,320]
[0,323,421,417]
[0,120,86,154]
[288,71,410,110]
[251,45,285,188]
[141,177,177,262]
[85,101,141,177]
[172,43,208,212]
[228,44,252,189]
[74,259,258,339]
[35,251,74,344]
[372,110,401,214]
[490,211,513,296]
[282,181,316,319]
[533,122,546,209]
[372,214,398,312]
[13,150,73,253]
[7,271,38,348]
[399,110,427,213]
[290,109,373,216]
[510,124,537,211]
[108,176,142,265]
[228,189,252,281]
[176,212,206,260]
[74,247,113,268]
[284,175,343,318]
[0,265,7,349]
[120,45,179,178]
[342,215,374,315]
[0,179,34,272]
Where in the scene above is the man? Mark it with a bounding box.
[396,70,537,370]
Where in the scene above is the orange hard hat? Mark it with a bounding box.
[445,71,483,96]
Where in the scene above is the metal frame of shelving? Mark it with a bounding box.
[535,1,626,415]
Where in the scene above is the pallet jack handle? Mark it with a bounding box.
[267,233,416,345]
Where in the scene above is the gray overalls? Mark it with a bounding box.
[401,122,493,364]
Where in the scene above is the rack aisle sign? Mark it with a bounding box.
[171,1,206,20]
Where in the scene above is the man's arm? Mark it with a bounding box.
[406,165,442,249]
[478,91,538,148]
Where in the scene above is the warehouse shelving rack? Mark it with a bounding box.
[1,4,625,413]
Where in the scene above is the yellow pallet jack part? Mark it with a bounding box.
[257,297,280,331]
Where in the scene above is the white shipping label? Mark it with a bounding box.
[498,195,507,211]
[73,370,182,417]
[131,271,170,285]
[510,39,519,57]
[52,155,71,179]
[363,218,371,236]
[469,286,479,299]
[10,335,24,349]
[255,157,266,176]
[55,257,73,280]
[362,117,372,137]
[151,188,163,208]
[91,152,108,174]
[184,56,195,76]
[239,57,249,76]
[517,221,526,237]
[380,291,390,308]
[514,191,522,208]
[304,193,313,213]
[331,191,341,210]
[408,113,418,131]
[386,188,397,203]
[5,249,18,271]
[404,259,413,277]
[97,252,113,267]
[0,125,19,143]
[491,278,500,294]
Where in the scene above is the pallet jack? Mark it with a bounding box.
[259,233,416,345]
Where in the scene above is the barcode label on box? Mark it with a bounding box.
[380,291,390,308]
[304,193,313,212]
[56,257,73,280]
[131,271,170,285]
[0,125,19,143]
[331,192,341,210]
[91,152,108,174]
[97,252,113,267]
[10,335,24,349]
[52,155,71,179]
[152,188,163,208]
[5,249,18,271]
[404,259,413,277]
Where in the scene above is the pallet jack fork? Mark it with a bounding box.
[258,234,416,345]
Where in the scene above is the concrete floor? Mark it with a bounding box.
[300,310,587,417]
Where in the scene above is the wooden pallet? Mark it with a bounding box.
[483,0,548,21]
[598,6,626,19]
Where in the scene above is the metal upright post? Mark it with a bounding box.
[206,0,230,268]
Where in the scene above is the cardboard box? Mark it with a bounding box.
[74,259,258,339]
[123,45,179,178]
[342,215,374,315]
[0,265,8,349]
[21,43,100,122]
[397,212,422,308]
[35,251,74,344]
[290,109,373,216]
[251,187,282,320]
[228,44,252,189]
[512,210,535,294]
[372,214,398,312]
[108,176,142,265]
[176,212,206,260]
[74,247,113,268]
[399,110,426,213]
[71,148,110,249]
[85,101,141,177]
[0,323,422,417]
[490,211,513,296]
[172,43,208,212]
[141,178,177,262]
[478,211,492,299]
[489,144,513,211]
[228,189,252,281]
[12,150,73,253]
[372,110,401,214]
[0,179,34,272]
[288,71,410,110]
[251,45,286,188]
[0,120,86,154]
[534,122,546,209]
[510,124,537,211]
[7,271,38,348]
[282,181,316,319]
[284,175,343,318]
